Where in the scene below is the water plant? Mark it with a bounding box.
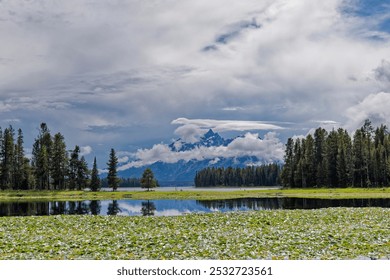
[0,208,389,260]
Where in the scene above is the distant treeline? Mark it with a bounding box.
[194,164,281,187]
[101,177,141,188]
[281,120,390,188]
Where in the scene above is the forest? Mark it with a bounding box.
[194,164,281,187]
[281,120,390,188]
[0,123,104,191]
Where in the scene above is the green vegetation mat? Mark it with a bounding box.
[1,187,390,201]
[1,208,389,259]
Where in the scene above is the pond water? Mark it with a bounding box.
[1,197,390,217]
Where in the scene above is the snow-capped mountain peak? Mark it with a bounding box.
[169,129,232,152]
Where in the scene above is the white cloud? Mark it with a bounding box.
[118,156,130,164]
[0,0,389,167]
[80,145,92,156]
[374,60,390,90]
[172,118,283,134]
[345,92,390,131]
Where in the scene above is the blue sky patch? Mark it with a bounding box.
[343,0,390,33]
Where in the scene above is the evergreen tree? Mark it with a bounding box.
[51,133,68,190]
[107,148,119,191]
[326,129,339,187]
[68,145,80,190]
[281,138,295,188]
[76,156,89,190]
[0,126,15,189]
[140,168,157,191]
[363,119,374,187]
[304,134,316,187]
[314,127,328,187]
[90,157,101,191]
[14,129,29,190]
[353,129,365,187]
[337,128,353,187]
[32,123,52,190]
[293,138,303,188]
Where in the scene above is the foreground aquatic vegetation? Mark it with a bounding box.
[0,208,389,260]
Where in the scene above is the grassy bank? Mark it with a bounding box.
[0,208,389,259]
[1,187,390,201]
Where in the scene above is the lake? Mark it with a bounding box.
[1,197,390,217]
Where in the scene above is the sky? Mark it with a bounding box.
[0,0,390,170]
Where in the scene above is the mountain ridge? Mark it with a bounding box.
[118,129,269,185]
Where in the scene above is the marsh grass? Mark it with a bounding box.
[0,208,389,260]
[1,188,390,201]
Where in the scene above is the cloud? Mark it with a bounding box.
[171,118,284,143]
[374,60,390,90]
[0,0,389,169]
[118,156,130,164]
[202,17,262,51]
[345,92,390,130]
[172,118,283,131]
[221,107,245,111]
[80,145,92,156]
[118,131,284,170]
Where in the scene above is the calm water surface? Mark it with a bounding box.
[1,197,390,217]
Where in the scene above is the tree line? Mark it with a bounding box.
[0,123,117,191]
[100,177,141,188]
[194,164,281,187]
[281,120,390,188]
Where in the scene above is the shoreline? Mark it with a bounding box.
[1,187,390,201]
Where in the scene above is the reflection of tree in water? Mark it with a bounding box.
[141,200,156,216]
[50,201,67,215]
[68,201,89,215]
[89,200,101,215]
[107,200,121,216]
[197,198,283,211]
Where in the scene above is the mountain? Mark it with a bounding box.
[117,129,268,186]
[169,129,233,152]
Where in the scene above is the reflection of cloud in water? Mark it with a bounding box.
[95,199,277,216]
[154,209,185,216]
[117,203,142,215]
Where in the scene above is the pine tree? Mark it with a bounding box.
[361,119,374,187]
[353,129,365,187]
[326,129,339,187]
[76,156,89,190]
[314,127,328,187]
[32,123,52,190]
[107,148,119,191]
[14,129,28,189]
[90,157,101,191]
[0,126,15,189]
[304,134,316,187]
[337,128,353,187]
[140,168,157,191]
[68,145,80,190]
[51,133,68,190]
